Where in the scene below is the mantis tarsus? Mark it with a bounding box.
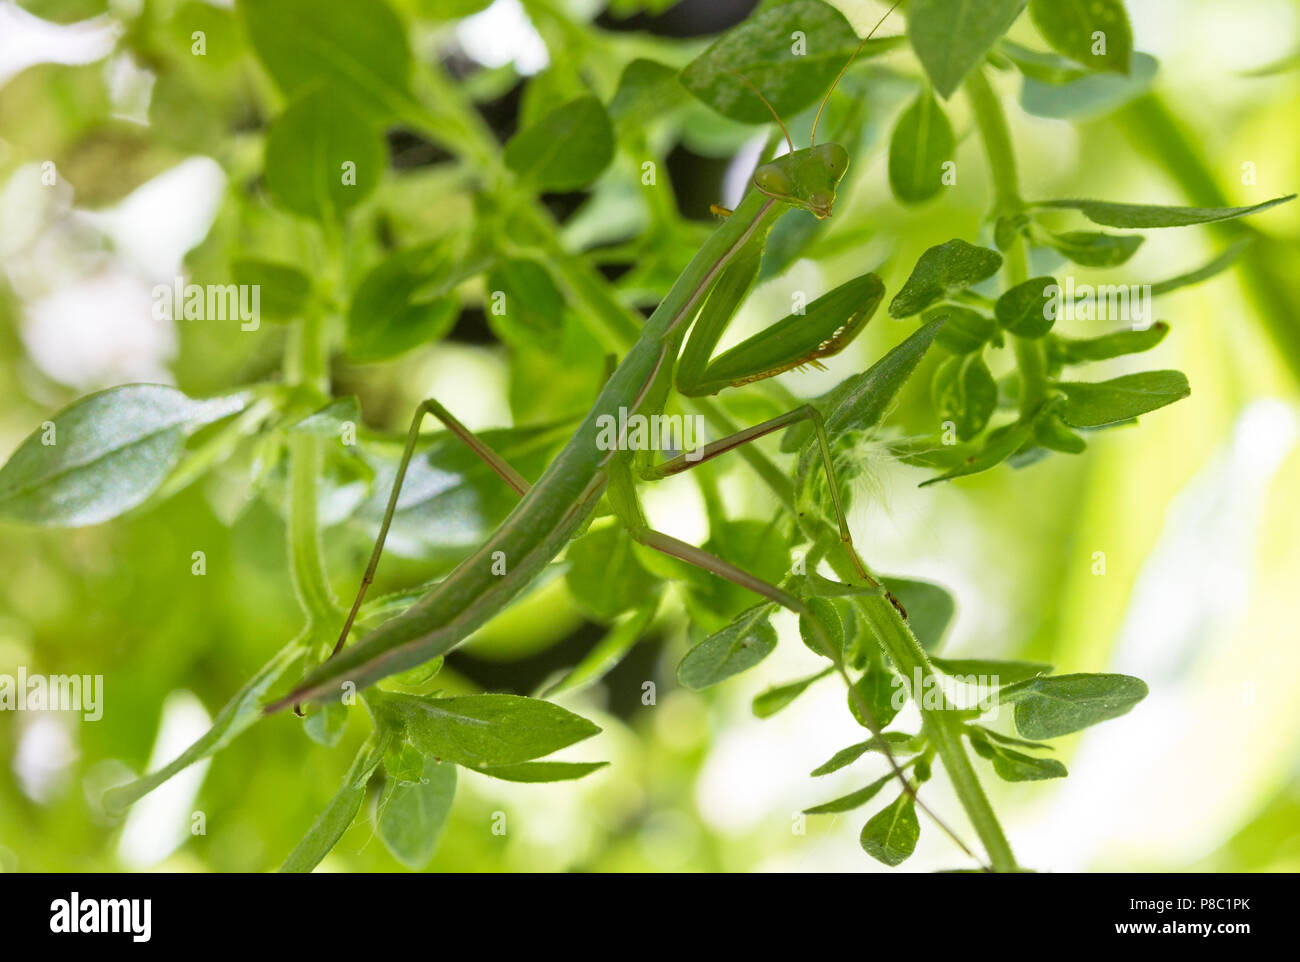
[267,1,985,866]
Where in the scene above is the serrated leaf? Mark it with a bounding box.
[1042,229,1143,267]
[932,352,998,440]
[970,736,1068,781]
[470,761,607,782]
[860,791,920,866]
[677,604,778,690]
[908,0,1027,99]
[1029,0,1131,74]
[995,276,1057,337]
[347,243,459,362]
[376,757,456,870]
[753,667,834,719]
[265,88,386,223]
[369,692,601,767]
[240,0,416,121]
[679,0,860,123]
[888,89,955,205]
[889,239,1003,318]
[0,384,247,526]
[504,96,613,191]
[805,773,891,814]
[931,656,1051,685]
[1058,370,1189,426]
[1037,194,1295,228]
[999,672,1148,738]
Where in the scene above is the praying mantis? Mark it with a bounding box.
[263,0,984,862]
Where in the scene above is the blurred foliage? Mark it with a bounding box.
[0,0,1298,872]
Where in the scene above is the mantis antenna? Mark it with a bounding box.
[810,0,906,146]
[724,67,795,154]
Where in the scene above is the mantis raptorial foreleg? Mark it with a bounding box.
[331,398,531,658]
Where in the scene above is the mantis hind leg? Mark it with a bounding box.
[331,399,530,660]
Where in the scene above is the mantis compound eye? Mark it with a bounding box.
[754,164,793,196]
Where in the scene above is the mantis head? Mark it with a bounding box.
[753,143,850,220]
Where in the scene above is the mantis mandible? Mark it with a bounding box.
[266,0,979,864]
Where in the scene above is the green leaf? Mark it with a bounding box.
[347,243,459,362]
[995,276,1057,337]
[240,0,416,121]
[1034,411,1088,454]
[785,319,945,454]
[860,791,920,866]
[543,603,658,698]
[504,96,614,191]
[753,667,834,719]
[999,39,1088,83]
[1149,238,1252,296]
[1020,52,1156,119]
[970,736,1068,781]
[968,724,1055,752]
[1036,194,1296,228]
[265,88,386,223]
[485,257,566,349]
[1029,0,1132,73]
[1049,322,1168,365]
[881,577,956,651]
[0,384,247,526]
[369,692,601,767]
[805,773,892,814]
[888,89,955,205]
[230,258,311,321]
[797,597,844,658]
[608,58,685,125]
[565,524,659,620]
[1058,370,1190,427]
[932,353,998,440]
[919,417,1037,487]
[908,0,1027,99]
[280,734,387,873]
[925,304,999,354]
[1041,229,1143,267]
[104,638,306,814]
[998,672,1149,738]
[889,239,1003,318]
[383,739,426,783]
[303,701,348,747]
[677,604,778,690]
[811,733,922,776]
[289,396,361,437]
[376,757,457,869]
[679,0,860,123]
[470,761,607,782]
[932,656,1052,685]
[849,661,903,729]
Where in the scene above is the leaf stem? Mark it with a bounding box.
[966,67,1047,418]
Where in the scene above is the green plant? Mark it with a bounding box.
[0,0,1292,872]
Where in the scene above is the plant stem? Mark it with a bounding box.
[285,313,339,628]
[966,66,1047,418]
